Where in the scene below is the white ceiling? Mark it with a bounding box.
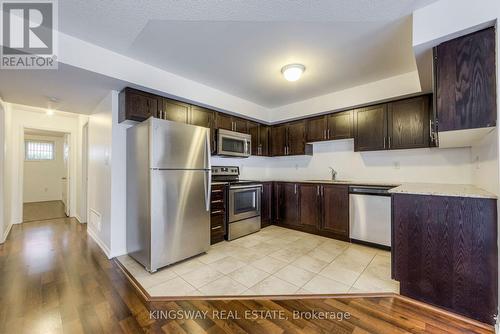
[54,0,437,108]
[0,63,126,114]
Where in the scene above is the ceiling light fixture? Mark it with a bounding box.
[281,63,305,82]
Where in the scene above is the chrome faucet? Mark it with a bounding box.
[328,167,337,181]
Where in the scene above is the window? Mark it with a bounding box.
[25,140,55,161]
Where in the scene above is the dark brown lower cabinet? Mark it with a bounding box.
[392,193,498,324]
[261,182,273,227]
[299,184,321,230]
[273,182,299,226]
[319,185,349,240]
[273,182,349,242]
[210,184,226,244]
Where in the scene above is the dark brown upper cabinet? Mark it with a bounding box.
[248,122,270,156]
[272,120,311,156]
[354,104,388,152]
[161,98,189,123]
[327,110,353,140]
[119,88,160,122]
[190,105,214,128]
[435,27,497,132]
[319,184,349,240]
[354,95,431,152]
[273,182,299,226]
[270,124,288,156]
[306,111,353,142]
[215,113,248,133]
[388,96,430,150]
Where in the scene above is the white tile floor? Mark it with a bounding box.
[118,225,399,297]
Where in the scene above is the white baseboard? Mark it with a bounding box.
[0,223,13,244]
[86,227,112,259]
[74,214,85,224]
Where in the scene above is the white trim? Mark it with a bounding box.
[74,214,84,224]
[86,226,112,259]
[0,223,13,244]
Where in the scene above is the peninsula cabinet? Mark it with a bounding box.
[434,27,496,132]
[119,87,161,122]
[392,193,498,324]
[306,110,353,142]
[354,95,431,152]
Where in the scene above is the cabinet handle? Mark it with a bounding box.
[388,136,391,148]
[211,210,224,215]
[327,129,331,139]
[211,226,222,231]
[317,185,320,196]
[324,129,327,139]
[284,146,286,155]
[321,186,324,197]
[294,184,297,194]
[384,137,386,149]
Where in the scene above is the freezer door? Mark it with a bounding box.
[150,118,211,170]
[150,170,210,271]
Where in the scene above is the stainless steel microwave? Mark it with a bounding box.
[216,129,251,158]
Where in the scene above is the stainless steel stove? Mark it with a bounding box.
[212,166,262,240]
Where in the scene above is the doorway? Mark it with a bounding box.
[81,123,89,223]
[22,129,70,222]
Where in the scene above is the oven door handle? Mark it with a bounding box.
[230,185,263,190]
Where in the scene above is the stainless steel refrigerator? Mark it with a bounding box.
[126,117,211,272]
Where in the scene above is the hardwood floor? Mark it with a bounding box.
[0,218,494,334]
[23,200,67,222]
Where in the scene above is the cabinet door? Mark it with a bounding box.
[233,117,248,133]
[275,183,299,226]
[327,110,353,140]
[388,96,430,150]
[354,104,387,152]
[261,182,273,227]
[119,88,159,122]
[271,124,287,156]
[162,98,189,123]
[190,106,214,128]
[320,185,349,239]
[299,184,321,228]
[216,113,233,130]
[247,121,260,155]
[287,120,306,155]
[435,27,496,132]
[259,125,270,156]
[306,116,327,142]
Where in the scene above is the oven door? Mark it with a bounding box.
[228,185,262,222]
[217,129,251,157]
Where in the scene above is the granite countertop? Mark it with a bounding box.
[388,183,497,199]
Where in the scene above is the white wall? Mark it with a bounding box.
[0,99,5,242]
[23,134,65,203]
[4,104,82,225]
[87,90,128,258]
[87,92,113,256]
[269,71,422,122]
[264,140,472,184]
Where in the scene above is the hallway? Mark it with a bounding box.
[0,218,493,333]
[23,201,67,222]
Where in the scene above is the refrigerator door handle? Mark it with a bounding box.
[205,170,211,212]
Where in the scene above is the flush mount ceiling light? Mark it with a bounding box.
[281,63,305,82]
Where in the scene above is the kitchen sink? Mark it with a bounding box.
[306,179,353,183]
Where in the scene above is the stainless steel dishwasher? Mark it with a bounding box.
[349,186,393,247]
